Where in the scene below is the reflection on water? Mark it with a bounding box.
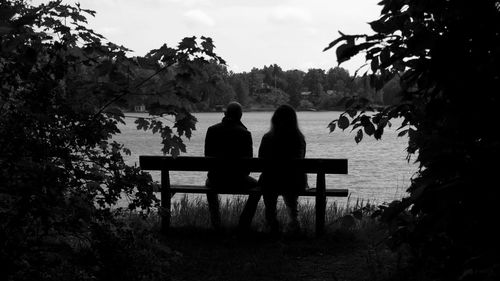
[115,111,417,204]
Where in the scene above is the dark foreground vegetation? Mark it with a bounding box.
[165,197,406,281]
[1,0,499,281]
[0,1,218,279]
[325,1,500,280]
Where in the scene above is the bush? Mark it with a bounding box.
[0,1,223,280]
[326,1,500,280]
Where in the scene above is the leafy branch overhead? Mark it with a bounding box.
[125,36,225,157]
[323,0,441,146]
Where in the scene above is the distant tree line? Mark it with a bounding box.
[121,61,402,112]
[60,37,402,113]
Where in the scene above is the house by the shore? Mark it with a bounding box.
[134,104,146,113]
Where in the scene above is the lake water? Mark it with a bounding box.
[115,111,417,204]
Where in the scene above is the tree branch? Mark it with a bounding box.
[93,61,175,118]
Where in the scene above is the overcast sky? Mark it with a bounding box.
[39,0,382,74]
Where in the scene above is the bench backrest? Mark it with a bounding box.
[139,156,348,174]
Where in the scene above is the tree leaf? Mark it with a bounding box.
[338,115,350,130]
[135,118,150,131]
[371,57,379,72]
[336,43,359,64]
[200,36,214,53]
[374,127,384,140]
[360,115,371,126]
[369,19,389,34]
[323,33,346,52]
[364,122,376,136]
[398,129,408,137]
[178,36,197,51]
[380,48,391,67]
[324,33,366,52]
[355,129,363,143]
[328,122,337,133]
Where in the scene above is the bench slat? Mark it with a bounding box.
[169,185,349,197]
[140,156,348,174]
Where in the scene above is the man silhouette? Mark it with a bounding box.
[204,101,260,231]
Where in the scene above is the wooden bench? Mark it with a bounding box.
[139,156,348,235]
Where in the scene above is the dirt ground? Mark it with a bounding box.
[164,227,401,281]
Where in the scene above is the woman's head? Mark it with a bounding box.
[271,104,300,134]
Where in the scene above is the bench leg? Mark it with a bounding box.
[161,170,171,234]
[316,172,326,236]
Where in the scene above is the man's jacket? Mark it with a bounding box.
[204,116,253,186]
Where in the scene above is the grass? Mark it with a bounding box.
[117,195,408,281]
[170,194,375,234]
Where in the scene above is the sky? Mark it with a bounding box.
[36,0,382,74]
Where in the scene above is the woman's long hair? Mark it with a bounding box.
[270,104,304,143]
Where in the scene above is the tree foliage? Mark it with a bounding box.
[170,63,389,111]
[326,1,500,280]
[0,1,223,279]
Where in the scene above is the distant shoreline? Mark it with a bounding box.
[199,107,348,113]
[126,104,388,114]
[125,108,348,114]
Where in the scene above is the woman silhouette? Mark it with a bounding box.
[258,104,307,233]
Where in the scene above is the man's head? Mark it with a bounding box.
[224,101,242,120]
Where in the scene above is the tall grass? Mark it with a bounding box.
[170,194,377,234]
[116,195,405,281]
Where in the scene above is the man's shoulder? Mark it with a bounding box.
[209,121,250,134]
[207,122,224,131]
